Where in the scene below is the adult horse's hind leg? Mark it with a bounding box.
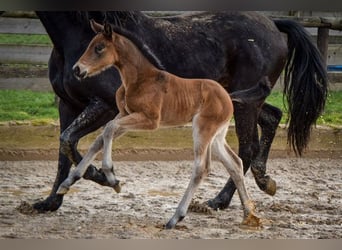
[165,115,214,229]
[212,124,260,227]
[250,103,282,195]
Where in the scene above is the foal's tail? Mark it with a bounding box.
[274,19,328,156]
[230,76,272,104]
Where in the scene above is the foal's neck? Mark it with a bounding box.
[113,35,158,87]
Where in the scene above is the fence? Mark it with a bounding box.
[0,13,342,92]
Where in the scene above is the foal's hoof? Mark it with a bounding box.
[56,184,70,195]
[164,221,175,230]
[164,219,178,230]
[164,215,184,230]
[241,213,262,229]
[113,180,121,193]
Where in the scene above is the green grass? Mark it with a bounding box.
[266,91,342,126]
[0,90,58,122]
[0,34,52,46]
[317,91,342,125]
[0,89,341,126]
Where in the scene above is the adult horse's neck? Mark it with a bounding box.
[39,12,110,53]
[36,11,141,55]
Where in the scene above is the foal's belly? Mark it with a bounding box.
[159,107,196,127]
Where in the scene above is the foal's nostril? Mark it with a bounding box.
[79,71,87,79]
[73,65,87,80]
[73,65,81,77]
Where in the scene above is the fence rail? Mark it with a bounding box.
[0,44,51,64]
[0,17,46,34]
[0,14,341,92]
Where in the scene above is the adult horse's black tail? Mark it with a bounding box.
[274,19,328,156]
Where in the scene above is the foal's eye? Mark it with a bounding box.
[95,44,105,54]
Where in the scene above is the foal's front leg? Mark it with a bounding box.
[57,117,126,194]
[56,132,105,194]
[165,116,214,229]
[101,117,126,193]
[165,145,210,229]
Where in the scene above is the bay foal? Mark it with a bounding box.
[57,20,261,229]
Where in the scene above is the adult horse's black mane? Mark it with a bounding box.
[69,12,165,70]
[109,23,165,70]
[24,11,327,215]
[71,11,138,26]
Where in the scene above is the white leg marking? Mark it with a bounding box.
[166,116,213,229]
[56,133,104,194]
[101,118,126,193]
[211,124,256,216]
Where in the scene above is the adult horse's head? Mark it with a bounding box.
[73,20,118,80]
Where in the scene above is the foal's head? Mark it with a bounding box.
[73,20,119,80]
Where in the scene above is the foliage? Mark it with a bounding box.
[0,90,341,126]
[0,34,52,45]
[0,90,58,122]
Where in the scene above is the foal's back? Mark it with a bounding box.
[158,71,233,127]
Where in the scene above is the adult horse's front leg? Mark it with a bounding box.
[207,103,259,210]
[32,98,117,212]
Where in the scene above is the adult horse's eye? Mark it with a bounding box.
[95,43,105,54]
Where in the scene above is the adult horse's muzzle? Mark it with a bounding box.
[72,64,87,80]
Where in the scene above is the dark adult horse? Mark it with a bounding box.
[32,11,327,213]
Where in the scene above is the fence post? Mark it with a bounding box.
[317,27,329,67]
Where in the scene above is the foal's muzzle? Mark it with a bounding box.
[72,65,87,80]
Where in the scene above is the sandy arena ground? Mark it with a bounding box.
[0,157,341,239]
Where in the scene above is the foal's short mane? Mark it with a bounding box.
[110,24,165,70]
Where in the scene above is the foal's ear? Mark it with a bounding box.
[103,22,113,39]
[90,19,104,34]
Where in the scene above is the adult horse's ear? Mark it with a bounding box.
[103,22,112,39]
[90,19,103,34]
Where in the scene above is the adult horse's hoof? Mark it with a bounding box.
[207,199,225,211]
[254,175,277,196]
[206,193,232,211]
[30,195,63,213]
[264,177,276,196]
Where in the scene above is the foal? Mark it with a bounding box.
[57,20,261,229]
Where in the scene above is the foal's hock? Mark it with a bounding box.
[58,20,261,229]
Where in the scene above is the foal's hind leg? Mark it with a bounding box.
[165,116,214,229]
[212,125,261,227]
[208,103,259,210]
